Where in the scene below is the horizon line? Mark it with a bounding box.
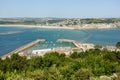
[0,17,120,19]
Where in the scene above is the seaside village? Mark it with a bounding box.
[1,39,118,59]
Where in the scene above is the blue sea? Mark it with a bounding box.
[0,26,120,56]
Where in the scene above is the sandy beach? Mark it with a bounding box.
[0,24,118,31]
[0,24,74,30]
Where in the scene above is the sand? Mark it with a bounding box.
[0,24,74,30]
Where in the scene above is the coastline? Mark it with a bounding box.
[0,24,74,30]
[0,24,118,30]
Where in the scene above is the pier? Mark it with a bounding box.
[57,39,80,48]
[57,39,95,51]
[0,31,23,35]
[1,39,45,59]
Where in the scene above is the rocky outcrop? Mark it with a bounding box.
[99,73,120,80]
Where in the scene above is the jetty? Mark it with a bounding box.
[1,39,45,59]
[57,39,95,51]
[0,31,23,35]
[57,39,80,48]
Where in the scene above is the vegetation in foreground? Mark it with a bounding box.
[0,48,120,80]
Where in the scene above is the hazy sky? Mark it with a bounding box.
[0,0,120,18]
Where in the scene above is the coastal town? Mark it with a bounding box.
[0,18,120,30]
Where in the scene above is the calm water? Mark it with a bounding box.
[0,26,120,56]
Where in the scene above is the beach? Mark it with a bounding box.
[0,24,118,31]
[0,24,74,30]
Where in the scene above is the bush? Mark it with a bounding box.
[74,68,93,80]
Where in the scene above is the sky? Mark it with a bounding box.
[0,0,120,18]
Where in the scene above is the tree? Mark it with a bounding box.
[94,45,102,50]
[42,52,61,67]
[116,42,120,52]
[74,68,93,80]
[26,70,49,80]
[1,54,28,72]
[29,56,43,70]
[0,71,4,80]
[70,52,78,59]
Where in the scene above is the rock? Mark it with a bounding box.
[110,73,120,80]
[100,76,112,80]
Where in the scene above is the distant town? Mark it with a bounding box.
[0,18,120,29]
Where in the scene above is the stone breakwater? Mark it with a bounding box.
[0,39,45,59]
[0,31,23,35]
[57,39,80,48]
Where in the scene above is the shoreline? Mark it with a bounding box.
[0,24,74,30]
[0,24,118,30]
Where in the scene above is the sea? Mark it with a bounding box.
[0,26,120,56]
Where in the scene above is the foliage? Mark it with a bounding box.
[116,42,120,49]
[73,68,92,80]
[0,49,120,80]
[94,45,102,50]
[80,18,120,24]
[0,54,28,73]
[0,18,120,26]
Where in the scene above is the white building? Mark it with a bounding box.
[32,49,52,56]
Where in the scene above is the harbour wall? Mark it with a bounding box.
[1,39,45,59]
